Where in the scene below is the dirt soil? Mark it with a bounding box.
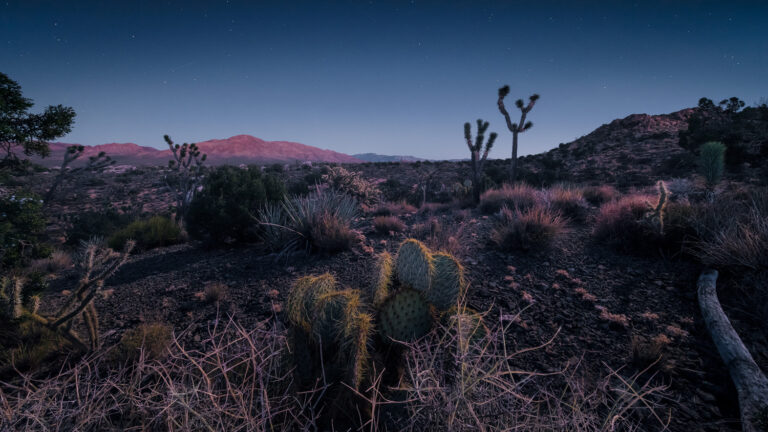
[37,198,763,432]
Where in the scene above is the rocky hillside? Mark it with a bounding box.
[520,109,697,186]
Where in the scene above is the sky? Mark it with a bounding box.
[2,1,767,160]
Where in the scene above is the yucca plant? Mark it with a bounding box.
[258,188,360,255]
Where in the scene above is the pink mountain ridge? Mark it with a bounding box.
[39,135,362,167]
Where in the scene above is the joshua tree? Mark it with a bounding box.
[164,135,207,225]
[43,146,114,207]
[497,86,539,182]
[464,119,497,203]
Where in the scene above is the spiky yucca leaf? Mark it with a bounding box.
[378,288,432,343]
[429,252,465,311]
[395,239,433,294]
[287,273,337,333]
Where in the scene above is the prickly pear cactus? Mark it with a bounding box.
[378,288,432,342]
[395,239,433,294]
[287,273,337,334]
[370,252,393,307]
[428,252,465,311]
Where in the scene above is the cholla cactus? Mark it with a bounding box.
[0,276,23,319]
[646,180,668,235]
[321,166,380,205]
[22,238,135,351]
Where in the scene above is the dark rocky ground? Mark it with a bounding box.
[34,194,764,431]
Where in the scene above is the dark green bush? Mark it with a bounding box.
[66,209,134,246]
[0,193,49,270]
[108,216,182,252]
[186,166,285,244]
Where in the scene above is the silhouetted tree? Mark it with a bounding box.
[0,72,76,167]
[497,85,539,182]
[464,119,497,203]
[164,135,207,226]
[44,146,114,207]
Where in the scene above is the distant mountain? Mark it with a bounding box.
[33,135,362,167]
[352,153,426,163]
[520,109,697,185]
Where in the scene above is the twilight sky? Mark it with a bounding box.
[2,1,767,159]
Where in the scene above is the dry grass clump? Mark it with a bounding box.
[412,217,469,258]
[491,205,566,252]
[595,305,630,328]
[547,185,590,222]
[479,183,539,214]
[582,184,618,206]
[593,194,657,252]
[2,318,315,430]
[111,322,173,363]
[372,200,417,216]
[691,189,768,270]
[28,250,73,274]
[400,309,670,431]
[309,211,360,253]
[418,201,454,214]
[631,334,671,371]
[373,215,406,234]
[0,312,673,430]
[202,282,229,304]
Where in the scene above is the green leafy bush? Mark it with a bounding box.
[186,166,285,244]
[66,209,134,246]
[108,216,182,252]
[0,193,49,270]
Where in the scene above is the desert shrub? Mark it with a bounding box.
[699,141,725,187]
[373,216,405,234]
[258,189,360,255]
[593,194,657,252]
[546,185,589,222]
[691,189,768,270]
[321,166,379,204]
[665,178,696,201]
[412,217,470,258]
[186,166,285,245]
[582,184,618,206]
[479,183,538,214]
[379,178,410,202]
[65,209,135,246]
[418,201,454,214]
[0,193,49,270]
[372,200,417,216]
[0,318,68,373]
[112,323,173,364]
[108,216,182,252]
[202,282,228,304]
[491,205,565,252]
[28,250,73,274]
[287,179,311,196]
[266,163,285,174]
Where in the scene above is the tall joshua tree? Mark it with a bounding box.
[497,86,539,182]
[464,119,497,203]
[164,135,207,226]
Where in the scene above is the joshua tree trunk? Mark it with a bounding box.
[497,86,539,183]
[698,269,768,432]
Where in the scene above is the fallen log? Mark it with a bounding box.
[698,269,768,432]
